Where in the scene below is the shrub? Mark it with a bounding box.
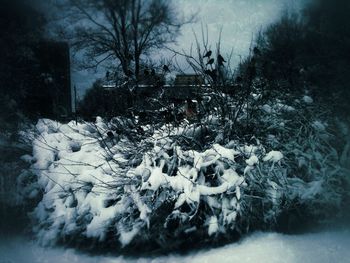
[18,90,349,252]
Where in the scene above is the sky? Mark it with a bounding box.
[71,0,308,99]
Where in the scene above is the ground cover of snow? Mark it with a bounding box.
[1,229,349,263]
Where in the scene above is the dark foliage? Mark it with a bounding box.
[0,0,47,133]
[239,0,350,117]
[78,81,110,120]
[78,81,132,120]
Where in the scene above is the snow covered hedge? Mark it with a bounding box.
[17,93,349,252]
[18,110,348,253]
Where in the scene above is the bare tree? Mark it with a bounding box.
[58,0,193,81]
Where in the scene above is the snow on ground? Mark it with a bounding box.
[1,229,349,263]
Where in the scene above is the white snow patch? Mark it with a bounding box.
[275,103,295,112]
[1,230,350,263]
[245,155,259,166]
[312,121,326,132]
[208,216,219,236]
[262,104,273,114]
[263,151,283,163]
[302,95,313,104]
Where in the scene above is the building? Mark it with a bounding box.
[101,74,237,120]
[174,74,204,86]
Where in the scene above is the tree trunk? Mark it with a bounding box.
[135,53,140,82]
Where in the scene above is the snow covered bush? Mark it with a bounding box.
[248,91,350,226]
[17,90,349,252]
[16,117,288,250]
[19,95,344,254]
